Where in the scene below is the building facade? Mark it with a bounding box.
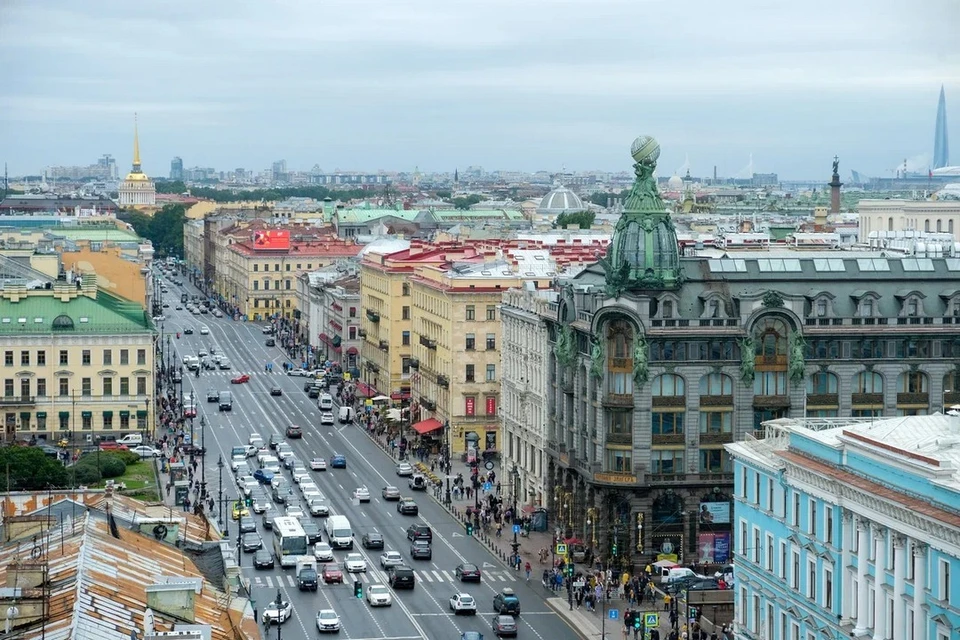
[0,277,155,444]
[500,287,553,507]
[538,134,960,572]
[858,199,960,241]
[726,416,960,640]
[117,121,156,208]
[296,271,361,371]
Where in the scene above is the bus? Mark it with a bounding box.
[272,516,308,568]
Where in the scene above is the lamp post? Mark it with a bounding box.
[274,589,283,640]
[200,416,207,501]
[144,397,150,443]
[217,455,224,527]
[510,466,520,570]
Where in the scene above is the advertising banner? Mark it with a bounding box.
[714,531,731,563]
[252,229,291,250]
[698,501,731,525]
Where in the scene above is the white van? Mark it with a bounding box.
[325,514,353,549]
[338,406,354,424]
[318,393,334,411]
[117,434,143,446]
[260,455,281,473]
[664,567,698,585]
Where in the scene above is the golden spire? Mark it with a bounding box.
[132,113,142,173]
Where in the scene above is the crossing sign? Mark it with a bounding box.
[644,612,659,628]
[608,609,619,620]
[555,543,567,555]
[483,481,492,492]
[513,524,521,534]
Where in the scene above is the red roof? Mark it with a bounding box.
[230,238,361,258]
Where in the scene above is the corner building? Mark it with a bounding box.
[542,134,960,571]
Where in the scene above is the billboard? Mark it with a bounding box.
[252,229,290,250]
[698,501,731,525]
[698,532,731,564]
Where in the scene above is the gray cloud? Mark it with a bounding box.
[0,0,957,178]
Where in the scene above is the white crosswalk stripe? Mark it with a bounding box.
[265,576,273,588]
[442,570,454,582]
[417,570,433,582]
[432,570,443,582]
[287,575,296,587]
[254,569,520,588]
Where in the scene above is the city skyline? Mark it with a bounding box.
[1,0,958,179]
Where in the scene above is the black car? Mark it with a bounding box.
[493,588,521,615]
[406,524,432,541]
[183,328,194,335]
[397,498,419,515]
[410,540,432,560]
[301,520,323,544]
[270,386,283,397]
[241,533,263,552]
[206,389,219,402]
[265,338,276,347]
[254,549,275,569]
[456,562,482,582]
[362,532,384,549]
[262,512,276,529]
[272,485,294,504]
[387,565,415,589]
[685,577,721,592]
[269,434,283,450]
[239,516,257,534]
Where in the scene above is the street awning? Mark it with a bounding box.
[356,381,376,397]
[346,347,359,355]
[411,418,443,435]
[391,391,410,400]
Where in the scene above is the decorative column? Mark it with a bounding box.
[873,527,887,640]
[841,511,854,621]
[892,535,906,640]
[854,518,871,636]
[912,544,927,640]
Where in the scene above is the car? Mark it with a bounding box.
[251,492,271,514]
[361,532,384,549]
[254,549,275,569]
[272,486,293,504]
[175,305,182,310]
[241,533,262,552]
[353,486,371,502]
[218,359,231,370]
[492,615,518,637]
[265,338,275,347]
[366,584,392,607]
[456,563,482,582]
[408,475,428,491]
[316,609,341,633]
[262,599,292,625]
[314,542,334,562]
[397,498,419,515]
[286,504,305,518]
[380,550,403,569]
[410,540,432,560]
[301,520,323,544]
[686,577,722,592]
[492,588,521,615]
[304,379,318,392]
[270,386,283,396]
[285,424,303,438]
[407,524,432,541]
[714,564,735,586]
[183,327,194,335]
[162,302,170,308]
[232,502,250,520]
[152,315,165,322]
[299,481,320,496]
[322,563,343,584]
[249,433,264,447]
[395,462,414,476]
[320,412,334,425]
[286,368,317,377]
[197,349,208,358]
[330,454,346,469]
[262,512,276,529]
[386,564,416,589]
[344,553,367,572]
[200,326,210,335]
[276,444,294,461]
[449,593,478,615]
[268,433,283,449]
[206,389,219,402]
[130,445,161,458]
[253,469,275,484]
[381,485,401,501]
[231,374,250,384]
[292,467,311,484]
[462,634,483,640]
[262,325,275,334]
[310,457,327,471]
[283,454,301,470]
[239,516,257,534]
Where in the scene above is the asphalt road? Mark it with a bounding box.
[157,282,583,640]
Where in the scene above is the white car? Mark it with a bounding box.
[353,486,371,502]
[310,457,327,471]
[307,498,330,517]
[199,325,210,335]
[286,504,305,518]
[263,599,292,625]
[395,462,414,477]
[230,454,247,472]
[276,445,294,461]
[366,584,392,607]
[449,593,477,615]
[292,468,311,484]
[130,445,161,458]
[379,550,403,569]
[300,481,319,496]
[316,609,341,633]
[314,542,334,562]
[248,434,264,447]
[320,412,334,425]
[236,474,256,490]
[287,368,319,377]
[344,553,367,572]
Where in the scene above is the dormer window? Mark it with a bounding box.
[816,300,828,317]
[907,299,919,317]
[662,300,674,318]
[859,299,874,318]
[709,300,721,318]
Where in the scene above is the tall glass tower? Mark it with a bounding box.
[934,85,950,169]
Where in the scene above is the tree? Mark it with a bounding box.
[155,180,187,194]
[187,185,370,204]
[119,204,186,258]
[554,210,596,229]
[587,192,619,207]
[452,194,483,210]
[434,190,452,200]
[0,446,70,490]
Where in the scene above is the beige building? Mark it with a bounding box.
[858,198,960,240]
[0,276,155,444]
[59,243,150,307]
[117,120,156,208]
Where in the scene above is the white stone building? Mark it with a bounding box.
[117,120,156,207]
[296,269,361,371]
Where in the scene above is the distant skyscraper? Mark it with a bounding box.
[170,156,183,181]
[934,85,949,169]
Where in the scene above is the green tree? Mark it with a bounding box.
[434,190,452,200]
[119,204,186,258]
[187,185,370,203]
[452,194,483,210]
[587,192,618,207]
[155,180,187,194]
[554,210,596,229]
[0,446,70,490]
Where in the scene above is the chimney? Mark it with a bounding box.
[145,578,203,622]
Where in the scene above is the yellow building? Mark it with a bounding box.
[0,276,155,444]
[59,243,149,307]
[117,117,156,208]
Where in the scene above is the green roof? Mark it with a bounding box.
[0,291,152,335]
[336,209,421,224]
[49,228,142,242]
[433,209,512,219]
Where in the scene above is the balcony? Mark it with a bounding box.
[945,391,960,406]
[437,375,449,389]
[366,309,381,323]
[651,433,685,446]
[605,431,632,445]
[851,393,883,405]
[409,358,420,370]
[806,394,839,407]
[752,395,790,408]
[755,355,787,367]
[419,335,437,350]
[699,431,733,445]
[365,361,380,373]
[379,339,389,351]
[421,398,436,411]
[610,357,633,370]
[897,392,929,406]
[651,396,685,408]
[699,395,734,408]
[0,395,36,406]
[603,393,634,408]
[358,329,367,338]
[648,473,687,484]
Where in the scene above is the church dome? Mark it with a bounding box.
[124,171,150,182]
[538,186,584,213]
[667,175,683,190]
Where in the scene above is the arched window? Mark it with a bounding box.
[888,217,894,231]
[753,317,788,359]
[652,374,685,397]
[609,321,632,359]
[853,371,883,394]
[950,219,955,234]
[806,371,839,394]
[925,219,931,232]
[699,373,733,396]
[937,219,943,232]
[898,371,928,394]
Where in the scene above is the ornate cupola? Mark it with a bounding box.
[601,135,683,297]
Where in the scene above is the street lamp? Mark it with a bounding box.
[273,589,283,640]
[200,416,207,502]
[217,455,224,527]
[510,466,520,570]
[586,507,598,548]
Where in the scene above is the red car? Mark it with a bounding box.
[231,374,251,384]
[322,564,343,584]
[98,442,129,451]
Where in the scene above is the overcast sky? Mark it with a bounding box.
[1,0,958,180]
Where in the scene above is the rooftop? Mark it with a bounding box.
[0,289,152,334]
[46,227,141,243]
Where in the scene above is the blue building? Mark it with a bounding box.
[726,415,960,640]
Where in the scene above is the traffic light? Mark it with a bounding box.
[466,523,473,537]
[566,563,575,577]
[354,581,362,598]
[633,611,641,630]
[611,543,618,557]
[244,497,252,506]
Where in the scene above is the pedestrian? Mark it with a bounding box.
[663,593,671,611]
[525,561,531,581]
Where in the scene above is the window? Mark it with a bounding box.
[825,507,833,544]
[81,350,91,365]
[103,349,112,366]
[136,377,147,395]
[793,491,801,526]
[82,414,91,430]
[120,377,129,395]
[37,351,45,366]
[37,379,46,397]
[402,306,410,320]
[137,349,146,365]
[609,411,631,434]
[486,333,496,350]
[699,448,730,473]
[699,411,732,434]
[754,371,787,396]
[349,307,356,317]
[253,264,258,272]
[3,380,12,397]
[81,378,91,396]
[348,327,356,340]
[119,349,128,365]
[485,395,496,415]
[402,282,410,296]
[791,548,801,589]
[253,281,259,291]
[103,378,113,396]
[765,533,774,571]
[103,413,113,430]
[605,448,632,472]
[751,526,760,563]
[779,541,787,579]
[59,378,69,397]
[59,350,68,366]
[939,559,951,603]
[824,564,833,609]
[809,498,817,536]
[274,264,279,272]
[651,449,684,474]
[486,305,496,321]
[465,364,475,382]
[3,351,11,366]
[466,305,475,321]
[652,412,684,435]
[20,351,28,366]
[699,372,733,396]
[465,334,475,350]
[401,357,411,375]
[402,331,410,346]
[739,520,748,556]
[464,396,476,415]
[485,364,496,382]
[36,413,46,430]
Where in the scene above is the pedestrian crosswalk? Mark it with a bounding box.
[251,568,518,588]
[195,369,289,377]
